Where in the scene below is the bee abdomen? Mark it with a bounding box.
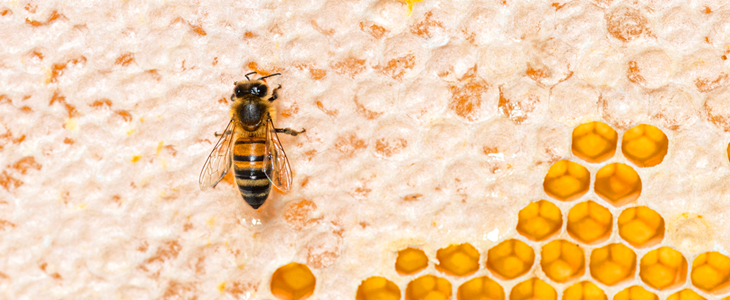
[233,138,271,209]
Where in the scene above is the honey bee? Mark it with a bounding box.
[199,72,305,209]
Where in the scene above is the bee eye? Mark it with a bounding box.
[257,85,268,96]
[235,88,244,97]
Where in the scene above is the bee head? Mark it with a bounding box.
[233,82,269,99]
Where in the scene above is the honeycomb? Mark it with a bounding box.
[543,160,591,201]
[405,275,452,300]
[270,263,316,300]
[613,286,658,300]
[457,276,504,300]
[562,281,606,300]
[567,200,613,244]
[541,239,585,283]
[510,278,557,300]
[639,246,687,290]
[5,1,730,299]
[571,121,618,163]
[486,239,535,280]
[435,243,480,276]
[516,200,562,241]
[357,277,401,300]
[396,247,429,275]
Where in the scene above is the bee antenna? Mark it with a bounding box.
[259,73,282,81]
[245,71,257,81]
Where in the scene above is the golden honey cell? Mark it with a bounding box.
[691,251,730,293]
[405,275,452,300]
[571,121,618,163]
[516,200,562,241]
[594,163,642,207]
[667,289,706,300]
[396,247,429,275]
[589,243,636,286]
[613,285,658,300]
[509,277,557,300]
[457,276,505,300]
[621,124,668,168]
[617,206,665,248]
[436,243,480,277]
[566,200,612,244]
[639,246,687,290]
[486,239,535,280]
[540,239,585,283]
[270,262,316,300]
[543,160,590,201]
[727,142,730,164]
[562,281,607,300]
[356,277,401,300]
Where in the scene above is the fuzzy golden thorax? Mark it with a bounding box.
[229,79,277,138]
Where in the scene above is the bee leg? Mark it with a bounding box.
[268,85,282,102]
[275,128,306,136]
[214,130,233,137]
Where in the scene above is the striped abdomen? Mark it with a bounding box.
[233,137,271,209]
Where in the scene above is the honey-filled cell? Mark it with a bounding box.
[571,121,618,163]
[457,276,505,300]
[589,243,636,286]
[509,277,557,300]
[562,281,607,300]
[540,239,585,283]
[613,285,658,300]
[617,206,665,248]
[543,160,590,202]
[639,246,687,290]
[594,163,642,207]
[436,243,480,277]
[270,262,316,300]
[691,251,730,293]
[666,289,706,300]
[566,200,612,245]
[356,277,401,300]
[621,124,668,168]
[405,275,452,300]
[516,200,562,241]
[396,247,429,275]
[486,239,535,280]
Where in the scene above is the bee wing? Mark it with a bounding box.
[263,117,293,192]
[199,119,235,190]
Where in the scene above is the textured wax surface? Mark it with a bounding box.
[1,0,730,299]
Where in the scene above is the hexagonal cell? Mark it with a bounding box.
[270,262,316,300]
[566,200,612,244]
[509,278,557,300]
[356,277,401,300]
[562,281,607,300]
[516,200,562,241]
[613,285,659,300]
[486,239,535,280]
[691,251,730,293]
[594,163,642,207]
[436,243,480,277]
[639,246,687,290]
[571,121,618,163]
[589,243,637,286]
[396,247,429,275]
[457,276,504,300]
[543,160,590,201]
[540,239,585,283]
[405,275,452,300]
[621,124,669,168]
[667,289,706,300]
[617,206,665,248]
